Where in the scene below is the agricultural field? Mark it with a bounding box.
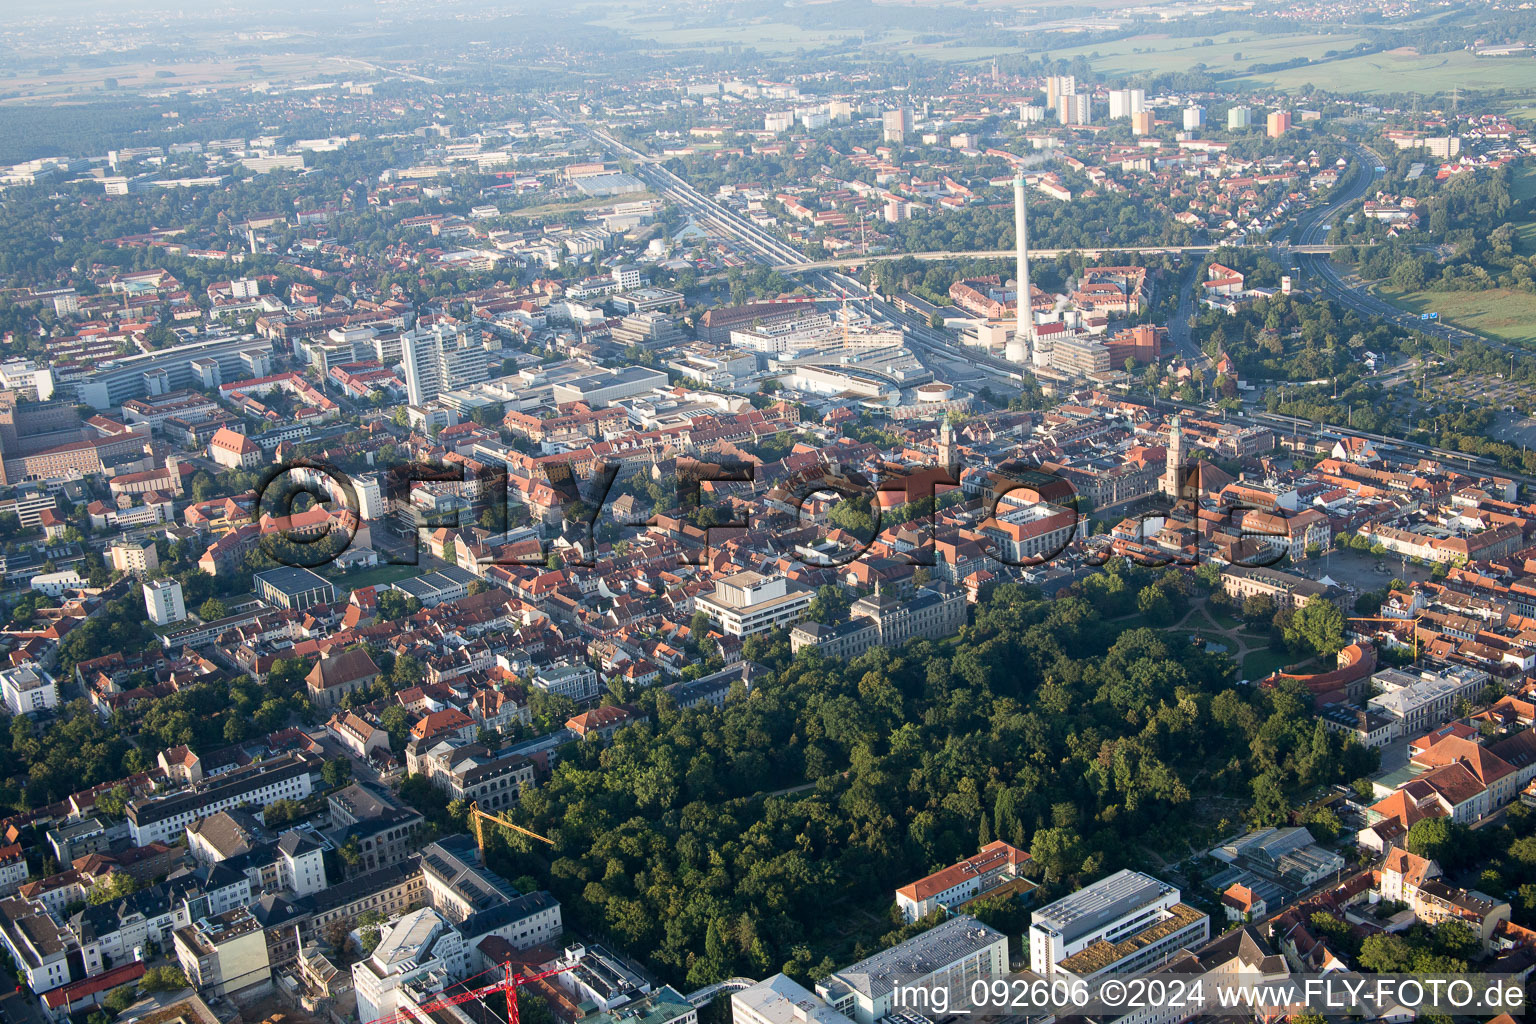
[1237,47,1536,94]
[584,4,864,53]
[0,54,354,102]
[1032,31,1367,80]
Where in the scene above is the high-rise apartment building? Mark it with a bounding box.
[402,324,491,407]
[1046,75,1076,110]
[881,108,912,143]
[1059,92,1092,126]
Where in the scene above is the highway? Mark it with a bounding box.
[550,106,1035,389]
[560,107,1519,417]
[561,117,813,268]
[1293,142,1500,354]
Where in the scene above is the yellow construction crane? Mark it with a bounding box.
[469,801,555,852]
[1347,614,1424,660]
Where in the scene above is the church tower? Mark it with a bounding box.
[937,417,955,468]
[1163,415,1184,499]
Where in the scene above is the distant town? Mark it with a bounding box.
[0,2,1534,1024]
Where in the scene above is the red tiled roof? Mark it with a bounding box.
[43,961,146,1008]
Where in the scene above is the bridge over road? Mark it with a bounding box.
[772,244,1352,273]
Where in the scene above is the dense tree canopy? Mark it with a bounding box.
[486,573,1375,988]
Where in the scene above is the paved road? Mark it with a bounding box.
[776,244,1350,274]
[1166,261,1202,366]
[0,987,47,1024]
[1294,142,1520,355]
[564,106,1512,400]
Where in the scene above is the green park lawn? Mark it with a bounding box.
[1374,284,1536,349]
[1241,648,1297,681]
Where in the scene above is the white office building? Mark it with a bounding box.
[1368,665,1490,738]
[531,663,602,701]
[1029,869,1209,980]
[78,334,273,408]
[815,916,1007,1024]
[695,571,814,637]
[733,975,857,1024]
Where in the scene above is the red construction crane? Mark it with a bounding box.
[360,959,575,1024]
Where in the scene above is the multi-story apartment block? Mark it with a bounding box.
[0,665,59,717]
[173,907,272,999]
[894,841,1032,923]
[402,324,491,407]
[126,752,318,845]
[0,896,75,993]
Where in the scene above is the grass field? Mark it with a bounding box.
[504,190,658,220]
[1512,164,1536,203]
[1241,648,1296,681]
[890,27,1370,70]
[586,7,862,54]
[1237,47,1536,95]
[1208,606,1243,631]
[1031,31,1367,80]
[322,562,426,593]
[1374,284,1536,349]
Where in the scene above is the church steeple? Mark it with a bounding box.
[937,417,955,467]
[1164,415,1185,499]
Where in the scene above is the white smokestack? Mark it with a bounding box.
[1013,173,1032,360]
